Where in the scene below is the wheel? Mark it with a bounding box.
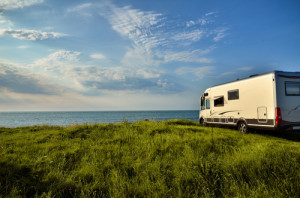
[199,118,206,126]
[237,121,247,133]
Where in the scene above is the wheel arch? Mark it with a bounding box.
[236,118,248,127]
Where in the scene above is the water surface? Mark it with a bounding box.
[0,110,199,127]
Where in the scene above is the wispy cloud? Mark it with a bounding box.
[0,0,43,11]
[67,3,93,17]
[219,71,236,77]
[97,2,227,69]
[186,12,217,27]
[0,29,66,40]
[172,30,204,42]
[176,66,215,79]
[0,15,13,28]
[90,53,106,60]
[160,50,213,64]
[31,50,81,74]
[17,45,30,49]
[101,4,165,48]
[213,28,228,42]
[237,66,253,71]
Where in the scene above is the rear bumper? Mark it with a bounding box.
[276,123,300,131]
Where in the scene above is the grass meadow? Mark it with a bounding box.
[0,120,299,197]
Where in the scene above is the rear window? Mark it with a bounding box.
[285,81,300,96]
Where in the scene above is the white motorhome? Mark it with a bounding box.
[199,71,300,132]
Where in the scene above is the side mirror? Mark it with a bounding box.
[204,93,208,96]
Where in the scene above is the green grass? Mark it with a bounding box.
[0,120,299,197]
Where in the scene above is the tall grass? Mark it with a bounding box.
[0,120,299,197]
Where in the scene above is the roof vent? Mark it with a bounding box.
[249,74,258,77]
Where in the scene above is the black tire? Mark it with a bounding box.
[238,121,247,133]
[199,118,206,126]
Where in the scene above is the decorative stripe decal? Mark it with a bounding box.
[205,118,275,127]
[218,110,239,115]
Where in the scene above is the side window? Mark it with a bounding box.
[228,89,239,100]
[214,96,224,107]
[201,97,206,110]
[285,82,300,96]
[206,99,210,109]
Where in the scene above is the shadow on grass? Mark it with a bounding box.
[0,162,50,197]
[251,130,300,142]
[166,119,199,126]
[0,162,82,197]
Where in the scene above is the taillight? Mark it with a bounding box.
[275,107,282,125]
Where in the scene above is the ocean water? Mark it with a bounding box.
[0,110,199,127]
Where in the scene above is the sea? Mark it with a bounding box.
[0,110,199,127]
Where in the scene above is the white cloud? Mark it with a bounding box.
[73,66,164,84]
[157,79,169,89]
[160,50,213,64]
[100,3,225,68]
[176,66,215,79]
[0,15,14,28]
[32,50,80,71]
[186,12,217,27]
[0,29,66,40]
[136,68,164,79]
[219,71,236,77]
[172,29,204,42]
[67,3,93,17]
[205,11,218,17]
[67,3,92,12]
[90,53,106,60]
[101,3,165,51]
[0,0,43,10]
[213,28,228,42]
[30,50,166,92]
[121,46,161,67]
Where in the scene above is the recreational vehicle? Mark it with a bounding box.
[199,71,300,132]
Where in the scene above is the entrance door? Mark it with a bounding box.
[257,107,267,123]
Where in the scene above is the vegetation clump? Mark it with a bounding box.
[0,120,299,197]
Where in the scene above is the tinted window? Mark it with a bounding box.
[214,96,224,107]
[285,82,300,96]
[201,97,205,110]
[228,89,239,100]
[206,99,210,109]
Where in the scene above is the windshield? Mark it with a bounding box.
[201,97,205,110]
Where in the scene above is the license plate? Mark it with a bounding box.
[293,126,300,130]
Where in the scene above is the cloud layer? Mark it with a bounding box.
[0,0,43,11]
[100,2,226,68]
[0,63,60,95]
[0,29,66,40]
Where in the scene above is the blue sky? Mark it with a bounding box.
[0,0,299,111]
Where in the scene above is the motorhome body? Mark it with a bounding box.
[199,71,300,132]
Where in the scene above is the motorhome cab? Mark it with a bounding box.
[199,71,300,132]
